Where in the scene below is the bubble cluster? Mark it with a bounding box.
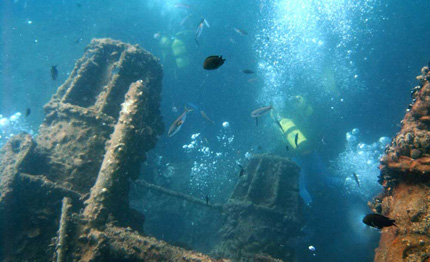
[255,0,383,110]
[0,112,34,148]
[182,129,238,200]
[331,128,389,198]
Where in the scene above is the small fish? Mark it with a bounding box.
[76,3,82,7]
[251,105,273,118]
[200,110,215,124]
[237,163,244,177]
[153,32,161,40]
[255,117,258,126]
[275,120,284,132]
[25,107,31,117]
[205,195,209,205]
[241,69,254,74]
[203,56,225,70]
[168,107,193,137]
[180,14,192,27]
[295,133,299,148]
[352,172,360,188]
[195,18,209,45]
[174,3,192,9]
[51,65,58,80]
[363,213,397,229]
[285,145,289,151]
[186,102,200,111]
[233,27,248,36]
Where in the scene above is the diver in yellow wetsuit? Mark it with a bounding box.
[158,31,194,80]
[273,95,315,154]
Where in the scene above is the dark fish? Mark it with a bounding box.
[203,56,225,70]
[286,145,289,151]
[353,172,360,188]
[363,213,397,229]
[76,3,82,7]
[233,27,248,36]
[295,133,299,148]
[255,117,258,126]
[241,69,254,74]
[205,195,209,205]
[51,65,58,80]
[237,163,244,177]
[275,120,284,132]
[25,108,31,117]
[251,105,272,117]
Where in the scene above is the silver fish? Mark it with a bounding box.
[251,105,273,118]
[168,107,193,137]
[195,18,209,40]
[233,27,248,36]
[180,14,192,27]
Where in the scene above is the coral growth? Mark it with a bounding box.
[373,65,430,262]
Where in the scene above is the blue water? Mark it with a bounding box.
[2,0,430,261]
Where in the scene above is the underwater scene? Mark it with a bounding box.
[2,0,430,262]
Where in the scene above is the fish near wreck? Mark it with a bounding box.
[363,213,397,229]
[233,27,248,36]
[51,65,58,80]
[195,18,210,45]
[241,69,254,74]
[168,107,193,137]
[251,105,273,118]
[251,105,272,126]
[203,56,225,70]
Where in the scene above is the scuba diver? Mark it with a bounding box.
[157,30,194,80]
[272,94,344,205]
[273,95,314,154]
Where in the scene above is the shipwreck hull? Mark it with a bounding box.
[0,38,303,262]
[0,38,229,262]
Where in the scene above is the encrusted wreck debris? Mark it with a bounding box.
[373,65,430,261]
[0,38,229,262]
[213,155,301,262]
[134,154,301,262]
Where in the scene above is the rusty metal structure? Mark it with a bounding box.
[213,155,301,262]
[0,38,301,262]
[372,65,430,261]
[0,38,228,262]
[136,154,302,261]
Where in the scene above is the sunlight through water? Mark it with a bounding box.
[255,0,383,110]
